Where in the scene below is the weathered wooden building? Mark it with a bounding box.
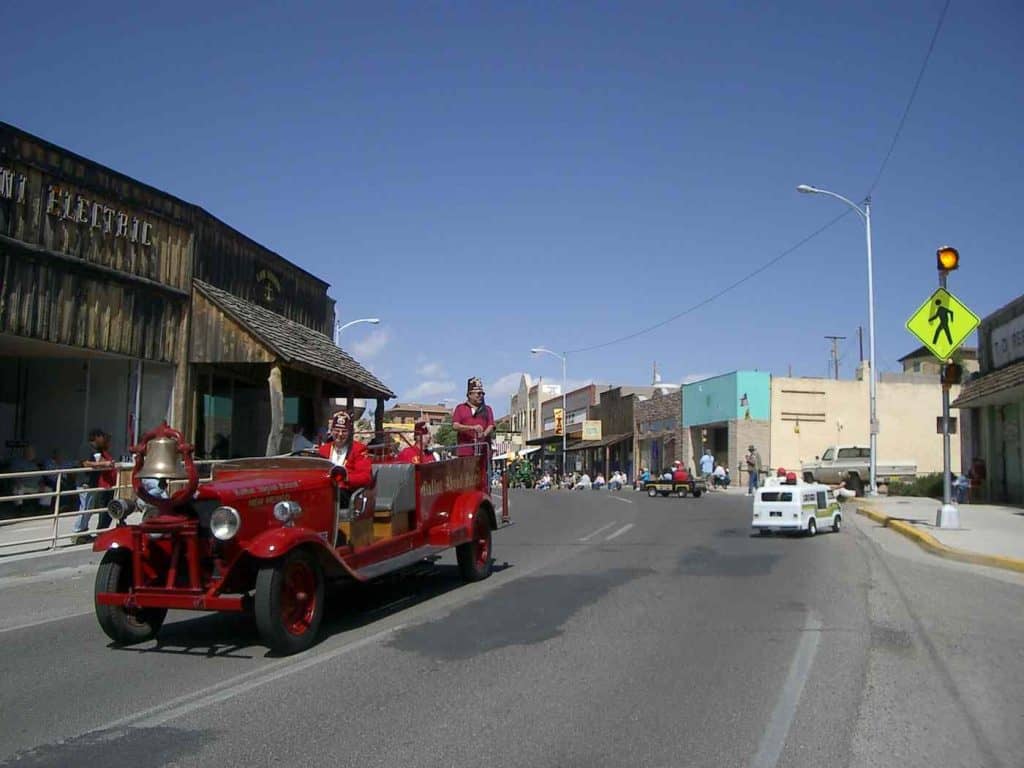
[0,121,392,465]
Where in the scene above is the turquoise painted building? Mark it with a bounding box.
[681,372,772,483]
[682,372,771,426]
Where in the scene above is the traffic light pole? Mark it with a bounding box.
[937,269,959,528]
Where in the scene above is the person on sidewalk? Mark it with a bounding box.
[71,428,117,545]
[745,445,762,496]
[699,449,715,490]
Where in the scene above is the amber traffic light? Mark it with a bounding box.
[937,246,959,272]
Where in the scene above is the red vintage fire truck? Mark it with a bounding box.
[93,423,507,654]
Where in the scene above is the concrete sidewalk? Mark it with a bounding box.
[857,496,1024,573]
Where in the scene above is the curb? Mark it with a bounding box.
[856,504,1024,574]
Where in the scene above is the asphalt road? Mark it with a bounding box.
[0,489,1021,768]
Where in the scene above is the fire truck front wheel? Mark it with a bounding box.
[95,550,167,645]
[254,548,325,655]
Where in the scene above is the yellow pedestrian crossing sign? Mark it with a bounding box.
[906,287,980,361]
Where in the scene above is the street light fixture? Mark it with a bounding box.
[334,317,380,346]
[797,183,878,495]
[530,347,568,478]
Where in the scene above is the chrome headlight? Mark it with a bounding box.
[107,498,132,521]
[273,500,303,524]
[210,506,241,541]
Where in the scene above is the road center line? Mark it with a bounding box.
[605,523,634,541]
[578,521,618,542]
[748,611,823,768]
[609,496,633,504]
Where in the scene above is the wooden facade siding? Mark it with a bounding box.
[0,251,182,362]
[1,127,195,293]
[189,289,275,365]
[193,219,334,335]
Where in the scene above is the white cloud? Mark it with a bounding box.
[417,361,445,378]
[403,380,456,401]
[488,372,524,401]
[349,329,390,359]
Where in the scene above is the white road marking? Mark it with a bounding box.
[104,624,405,730]
[609,496,633,504]
[578,521,618,542]
[748,612,823,768]
[605,523,635,541]
[0,610,94,635]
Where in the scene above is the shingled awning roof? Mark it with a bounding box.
[951,361,1024,408]
[193,280,394,399]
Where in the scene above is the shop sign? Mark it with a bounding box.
[582,420,602,441]
[44,184,153,246]
[0,167,27,203]
[990,313,1024,369]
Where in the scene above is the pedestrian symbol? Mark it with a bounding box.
[906,288,980,361]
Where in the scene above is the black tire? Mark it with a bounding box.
[676,489,687,498]
[832,514,842,533]
[846,473,864,497]
[807,518,817,537]
[758,529,771,537]
[95,550,167,645]
[647,487,658,498]
[693,489,702,498]
[457,508,493,582]
[254,549,325,655]
[803,472,815,483]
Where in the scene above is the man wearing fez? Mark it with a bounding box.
[398,418,437,464]
[318,410,373,504]
[452,377,495,458]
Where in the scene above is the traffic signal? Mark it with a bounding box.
[941,362,963,386]
[936,246,959,272]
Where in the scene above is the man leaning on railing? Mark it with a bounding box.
[71,428,117,545]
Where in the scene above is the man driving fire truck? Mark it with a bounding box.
[317,410,373,504]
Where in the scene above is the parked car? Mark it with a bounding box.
[93,423,508,654]
[800,445,916,495]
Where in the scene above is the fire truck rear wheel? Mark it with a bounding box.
[254,549,325,655]
[95,550,167,645]
[457,508,493,582]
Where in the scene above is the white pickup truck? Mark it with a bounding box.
[800,446,917,495]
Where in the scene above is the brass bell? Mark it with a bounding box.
[139,436,188,480]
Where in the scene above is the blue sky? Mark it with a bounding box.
[3,1,1020,414]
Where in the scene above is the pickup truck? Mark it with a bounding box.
[800,445,916,495]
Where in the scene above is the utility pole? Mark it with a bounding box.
[825,335,846,380]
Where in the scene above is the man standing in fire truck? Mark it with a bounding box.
[452,377,495,458]
[318,410,373,505]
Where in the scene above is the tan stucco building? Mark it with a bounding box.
[771,362,962,475]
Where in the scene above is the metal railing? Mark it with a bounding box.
[0,460,224,554]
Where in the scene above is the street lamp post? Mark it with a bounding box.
[334,317,380,346]
[530,347,567,478]
[797,184,877,495]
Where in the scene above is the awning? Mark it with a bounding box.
[192,280,394,399]
[565,433,632,452]
[493,446,541,461]
[526,431,582,447]
[951,361,1024,408]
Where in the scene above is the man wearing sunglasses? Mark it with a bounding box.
[452,377,495,458]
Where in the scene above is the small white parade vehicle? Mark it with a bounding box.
[751,473,842,537]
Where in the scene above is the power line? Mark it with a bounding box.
[563,0,950,357]
[867,0,952,195]
[566,208,852,354]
